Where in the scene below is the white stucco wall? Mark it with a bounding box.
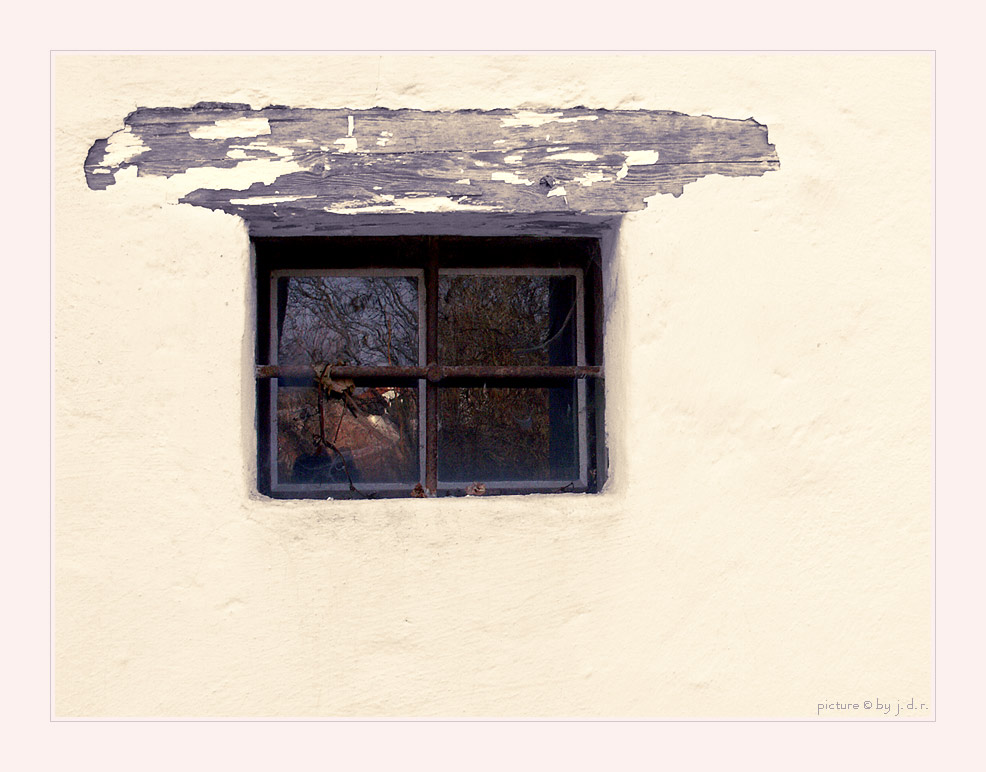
[53,54,932,717]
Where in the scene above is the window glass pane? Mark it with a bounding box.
[438,384,578,482]
[438,274,577,366]
[278,275,419,367]
[277,384,419,485]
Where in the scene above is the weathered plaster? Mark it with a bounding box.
[84,105,778,235]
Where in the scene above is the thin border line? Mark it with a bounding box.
[50,51,936,722]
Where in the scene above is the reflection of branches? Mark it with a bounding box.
[281,276,418,367]
[439,387,550,479]
[437,275,577,480]
[438,275,565,366]
[278,272,577,485]
[280,382,417,489]
[512,301,575,353]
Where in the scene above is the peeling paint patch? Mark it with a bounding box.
[546,152,600,162]
[504,155,523,164]
[101,127,148,167]
[327,204,396,214]
[324,193,497,215]
[556,115,599,124]
[617,150,661,180]
[547,186,567,197]
[229,141,295,158]
[491,171,534,186]
[229,194,317,205]
[188,117,271,140]
[501,112,599,128]
[388,196,496,213]
[573,171,607,187]
[501,111,563,128]
[624,150,661,166]
[166,157,306,201]
[454,179,471,185]
[334,137,358,153]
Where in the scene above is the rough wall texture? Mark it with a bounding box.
[54,54,932,717]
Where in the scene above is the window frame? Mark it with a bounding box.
[434,266,589,494]
[255,235,606,498]
[266,267,428,497]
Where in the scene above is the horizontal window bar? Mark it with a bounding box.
[256,364,604,381]
[267,482,588,498]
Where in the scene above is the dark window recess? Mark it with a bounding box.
[255,236,606,498]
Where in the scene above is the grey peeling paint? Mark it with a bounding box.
[85,103,779,232]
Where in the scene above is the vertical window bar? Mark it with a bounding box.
[575,268,589,488]
[268,272,280,492]
[425,238,440,495]
[417,272,428,490]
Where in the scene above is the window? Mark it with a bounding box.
[255,236,605,498]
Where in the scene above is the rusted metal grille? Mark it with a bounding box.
[255,236,605,498]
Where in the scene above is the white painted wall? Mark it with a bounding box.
[54,54,931,717]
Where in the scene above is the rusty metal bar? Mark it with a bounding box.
[257,364,423,379]
[256,364,604,381]
[431,365,603,380]
[425,239,440,495]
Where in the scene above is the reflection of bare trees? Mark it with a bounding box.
[278,386,418,484]
[276,276,419,486]
[439,387,552,480]
[280,276,418,367]
[438,275,577,481]
[439,275,559,366]
[275,272,578,486]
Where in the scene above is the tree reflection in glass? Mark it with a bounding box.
[438,274,576,366]
[438,273,579,483]
[278,275,419,368]
[274,275,420,486]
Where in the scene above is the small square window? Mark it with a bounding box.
[255,236,605,498]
